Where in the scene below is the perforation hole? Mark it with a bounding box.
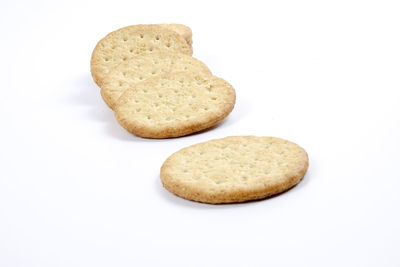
[123,37,128,41]
[158,94,163,98]
[105,58,110,62]
[140,33,144,39]
[151,71,156,75]
[129,49,133,53]
[139,77,143,80]
[155,35,160,40]
[149,47,153,51]
[166,43,171,48]
[211,97,217,100]
[147,115,151,120]
[122,57,127,61]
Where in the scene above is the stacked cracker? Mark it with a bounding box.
[91,24,309,204]
[91,24,235,138]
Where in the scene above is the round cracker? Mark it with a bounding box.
[101,52,211,109]
[160,136,309,204]
[91,24,192,86]
[114,72,236,138]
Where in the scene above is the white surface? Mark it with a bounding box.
[1,0,399,266]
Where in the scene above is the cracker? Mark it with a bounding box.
[160,136,309,204]
[101,52,211,109]
[160,24,192,46]
[114,72,236,138]
[91,24,192,86]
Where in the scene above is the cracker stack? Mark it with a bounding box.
[91,24,235,138]
[90,24,309,204]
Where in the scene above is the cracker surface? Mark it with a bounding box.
[160,24,192,46]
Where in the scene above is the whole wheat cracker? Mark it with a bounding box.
[160,136,309,204]
[100,52,211,109]
[114,72,236,138]
[91,24,192,86]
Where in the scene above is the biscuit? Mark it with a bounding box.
[114,72,236,138]
[160,136,309,204]
[101,52,211,109]
[91,24,192,86]
[160,24,192,46]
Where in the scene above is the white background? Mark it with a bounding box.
[1,0,399,266]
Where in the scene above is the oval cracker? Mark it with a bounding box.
[160,136,309,204]
[91,24,192,86]
[101,52,211,109]
[114,72,236,138]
